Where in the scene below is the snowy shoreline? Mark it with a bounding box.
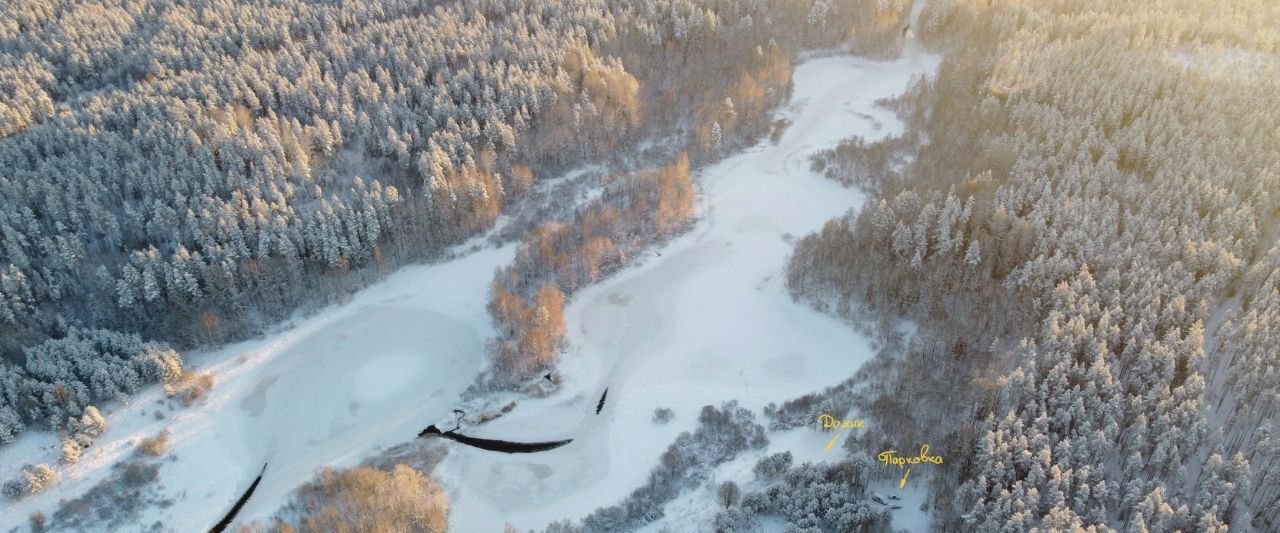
[437,49,941,530]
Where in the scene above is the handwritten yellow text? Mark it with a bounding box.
[877,445,944,488]
[817,414,865,430]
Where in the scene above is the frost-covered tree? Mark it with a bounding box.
[0,329,175,443]
[61,439,82,465]
[753,451,794,481]
[0,405,22,444]
[717,480,741,508]
[22,464,56,495]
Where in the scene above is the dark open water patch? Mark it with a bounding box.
[417,425,572,453]
[208,463,268,533]
[596,387,608,414]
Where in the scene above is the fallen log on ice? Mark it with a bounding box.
[417,425,571,453]
[208,462,268,533]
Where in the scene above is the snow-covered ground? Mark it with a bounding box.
[1166,47,1278,80]
[0,236,515,530]
[0,39,939,533]
[437,47,941,531]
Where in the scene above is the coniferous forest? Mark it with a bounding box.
[787,0,1280,529]
[2,0,1279,531]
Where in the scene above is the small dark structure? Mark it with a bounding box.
[902,25,910,37]
[208,463,268,533]
[595,388,609,414]
[418,425,571,454]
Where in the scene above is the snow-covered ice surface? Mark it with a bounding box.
[0,40,938,533]
[438,48,941,531]
[0,239,514,530]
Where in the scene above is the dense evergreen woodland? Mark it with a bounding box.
[787,0,1280,530]
[10,0,1273,530]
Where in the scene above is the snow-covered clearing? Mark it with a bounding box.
[438,48,941,531]
[1166,47,1279,80]
[0,41,938,533]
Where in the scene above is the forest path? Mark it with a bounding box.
[437,49,942,531]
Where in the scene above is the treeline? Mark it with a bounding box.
[787,0,1280,530]
[486,155,692,385]
[715,442,891,532]
[809,131,918,196]
[788,182,1036,337]
[0,328,181,446]
[1,0,610,353]
[0,0,895,356]
[542,402,893,532]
